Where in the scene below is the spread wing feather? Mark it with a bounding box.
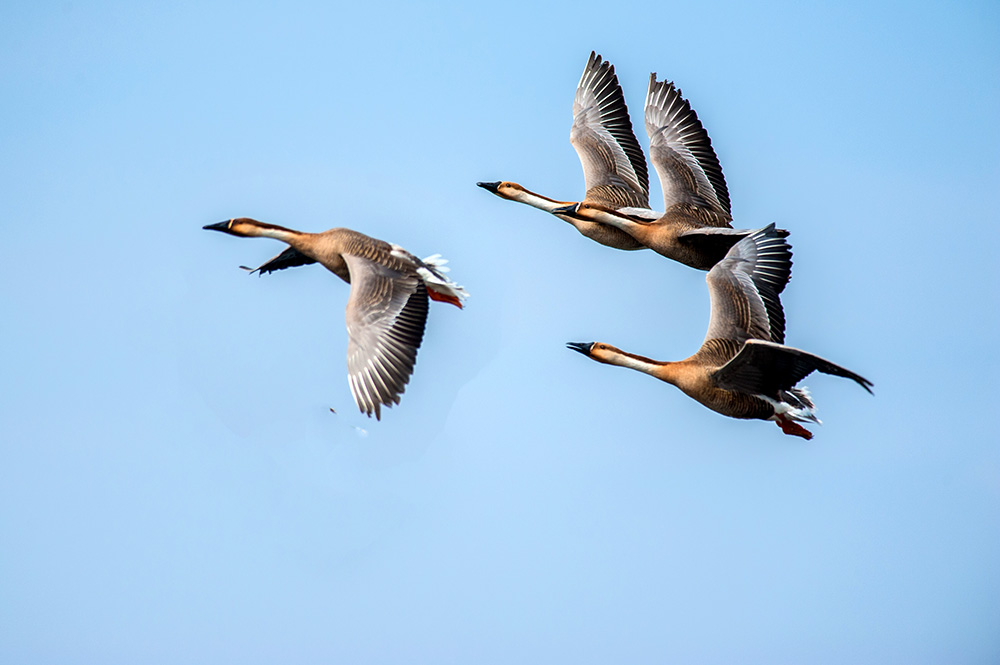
[570,52,649,208]
[343,254,429,419]
[701,224,792,346]
[243,247,317,275]
[645,74,731,220]
[711,339,874,396]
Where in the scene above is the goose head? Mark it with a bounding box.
[566,341,624,364]
[203,218,296,240]
[203,218,266,237]
[477,181,528,201]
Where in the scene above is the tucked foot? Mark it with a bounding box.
[428,289,463,308]
[776,417,814,440]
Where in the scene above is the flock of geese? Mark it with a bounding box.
[205,52,871,440]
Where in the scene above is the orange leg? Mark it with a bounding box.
[427,289,463,308]
[776,417,813,440]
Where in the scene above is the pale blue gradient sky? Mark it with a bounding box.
[2,1,999,662]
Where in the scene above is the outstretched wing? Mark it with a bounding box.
[701,224,792,346]
[711,339,874,396]
[570,52,649,209]
[645,73,731,221]
[342,254,429,420]
[242,247,316,275]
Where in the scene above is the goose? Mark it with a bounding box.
[477,51,658,250]
[566,225,871,439]
[553,73,786,270]
[203,218,468,419]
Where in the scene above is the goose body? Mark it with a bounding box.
[477,52,657,250]
[567,225,872,439]
[554,73,786,270]
[204,218,467,419]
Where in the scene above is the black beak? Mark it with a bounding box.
[476,181,500,194]
[203,220,233,233]
[566,342,593,356]
[551,203,579,216]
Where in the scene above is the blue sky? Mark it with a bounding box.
[2,0,998,662]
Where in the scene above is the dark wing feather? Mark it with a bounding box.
[645,74,731,220]
[701,224,792,346]
[343,255,429,420]
[242,247,317,275]
[711,339,874,396]
[570,52,649,208]
[677,226,751,269]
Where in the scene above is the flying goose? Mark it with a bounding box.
[477,51,659,250]
[554,74,786,270]
[204,218,468,419]
[567,225,871,439]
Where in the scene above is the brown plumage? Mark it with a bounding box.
[204,218,467,419]
[567,225,872,439]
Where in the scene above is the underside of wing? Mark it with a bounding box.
[645,74,731,221]
[701,224,792,345]
[343,255,429,419]
[242,247,317,275]
[711,339,874,397]
[570,52,649,209]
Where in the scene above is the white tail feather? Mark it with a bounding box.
[764,387,821,425]
[418,254,468,302]
[388,246,468,302]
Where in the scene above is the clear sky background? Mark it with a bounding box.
[2,1,998,662]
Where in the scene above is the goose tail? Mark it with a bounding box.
[418,254,469,309]
[768,387,821,440]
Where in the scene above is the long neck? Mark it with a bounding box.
[598,347,679,386]
[585,208,645,236]
[238,221,303,243]
[510,187,572,213]
[231,220,323,265]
